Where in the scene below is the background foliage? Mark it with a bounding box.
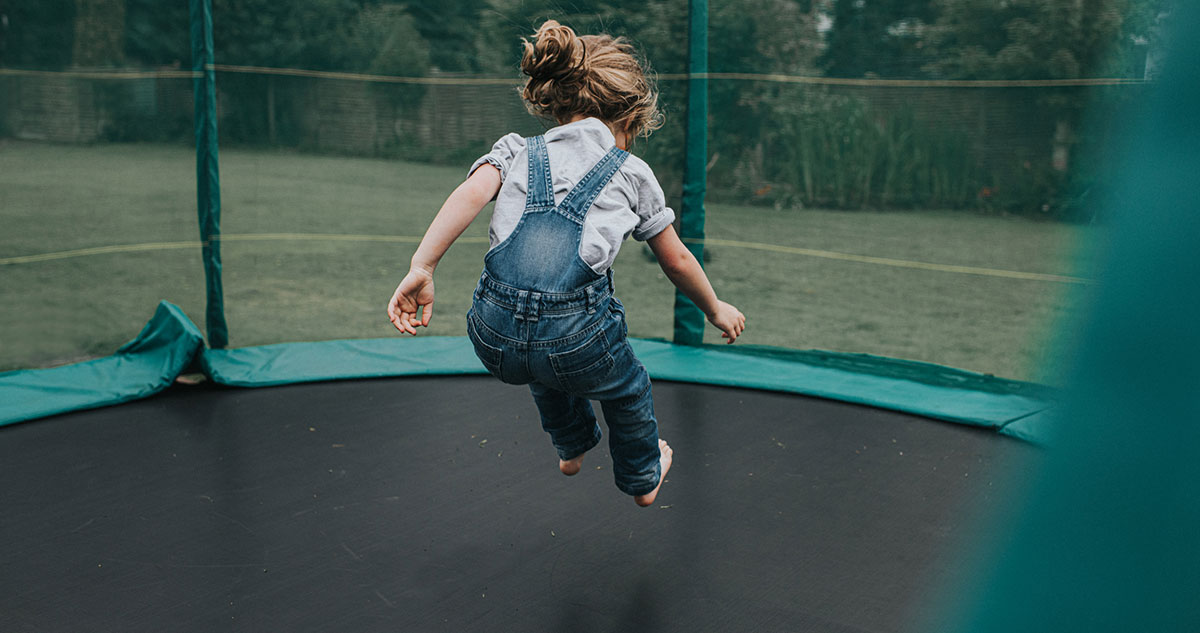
[0,0,1172,217]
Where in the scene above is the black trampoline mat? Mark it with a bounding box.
[1,376,1039,632]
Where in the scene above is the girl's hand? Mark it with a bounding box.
[708,301,746,344]
[387,268,435,335]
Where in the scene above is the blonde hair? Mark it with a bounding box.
[520,20,663,139]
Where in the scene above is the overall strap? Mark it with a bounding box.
[524,135,555,209]
[557,146,630,223]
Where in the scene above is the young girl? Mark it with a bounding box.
[386,20,745,507]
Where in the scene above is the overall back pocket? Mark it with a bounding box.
[467,311,505,380]
[548,329,615,394]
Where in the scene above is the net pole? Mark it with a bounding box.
[189,0,228,348]
[672,0,709,345]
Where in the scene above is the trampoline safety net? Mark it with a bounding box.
[0,0,1169,382]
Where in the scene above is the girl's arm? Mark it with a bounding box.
[387,164,502,335]
[647,225,746,343]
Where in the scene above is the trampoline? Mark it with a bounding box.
[7,3,1200,632]
[2,373,1038,632]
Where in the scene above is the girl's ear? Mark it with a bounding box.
[619,118,639,147]
[622,117,639,138]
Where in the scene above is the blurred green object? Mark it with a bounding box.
[938,3,1200,632]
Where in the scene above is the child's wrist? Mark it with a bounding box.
[410,259,436,276]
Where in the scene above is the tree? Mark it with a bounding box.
[1108,0,1172,78]
[922,0,1129,179]
[72,0,126,67]
[210,0,363,70]
[922,0,1126,81]
[189,0,434,144]
[818,0,937,78]
[125,0,431,74]
[397,0,487,73]
[0,0,76,68]
[124,0,188,67]
[342,4,429,76]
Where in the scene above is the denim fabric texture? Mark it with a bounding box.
[469,119,676,273]
[466,135,662,497]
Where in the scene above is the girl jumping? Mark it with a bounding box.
[387,19,745,506]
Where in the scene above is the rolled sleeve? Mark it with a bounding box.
[469,133,526,182]
[633,206,675,241]
[630,166,676,241]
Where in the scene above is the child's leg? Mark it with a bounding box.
[529,382,602,474]
[597,362,671,504]
[636,440,673,507]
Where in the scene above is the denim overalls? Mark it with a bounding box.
[466,135,661,497]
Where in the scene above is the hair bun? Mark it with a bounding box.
[518,21,662,140]
[522,20,587,83]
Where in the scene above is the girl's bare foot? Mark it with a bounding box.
[560,452,586,476]
[635,439,673,507]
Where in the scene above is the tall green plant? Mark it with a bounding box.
[724,86,981,211]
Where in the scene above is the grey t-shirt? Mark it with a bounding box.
[469,117,676,275]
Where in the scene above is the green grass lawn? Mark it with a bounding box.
[0,139,1095,382]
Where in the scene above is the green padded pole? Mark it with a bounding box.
[189,0,228,348]
[672,0,708,345]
